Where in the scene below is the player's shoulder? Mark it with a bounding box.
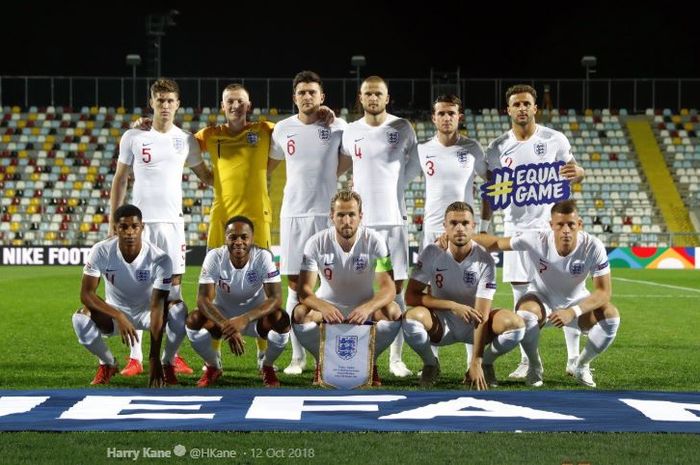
[143,239,170,261]
[272,115,296,130]
[486,131,510,150]
[258,120,275,132]
[90,236,117,255]
[250,245,275,263]
[330,117,348,130]
[195,124,220,139]
[457,135,484,152]
[204,245,227,261]
[536,124,567,142]
[418,136,436,148]
[420,243,443,260]
[471,241,495,263]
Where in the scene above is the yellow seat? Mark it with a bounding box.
[68,198,79,207]
[198,223,208,233]
[591,152,601,161]
[80,223,90,232]
[10,222,21,232]
[44,231,57,241]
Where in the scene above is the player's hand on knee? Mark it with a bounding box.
[131,117,152,130]
[117,315,139,347]
[452,304,482,325]
[347,307,371,325]
[321,307,344,324]
[148,358,165,388]
[226,333,246,356]
[547,308,574,327]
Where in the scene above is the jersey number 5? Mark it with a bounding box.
[141,147,152,163]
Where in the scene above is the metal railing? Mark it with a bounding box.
[1,76,699,113]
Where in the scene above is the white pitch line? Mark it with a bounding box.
[613,277,700,294]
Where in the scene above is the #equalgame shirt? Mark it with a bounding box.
[486,124,574,233]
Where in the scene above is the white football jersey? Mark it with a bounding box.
[301,226,391,315]
[199,245,281,314]
[341,115,420,226]
[270,116,347,218]
[83,237,172,314]
[418,135,487,232]
[486,124,574,232]
[411,243,497,306]
[510,230,610,309]
[118,126,203,223]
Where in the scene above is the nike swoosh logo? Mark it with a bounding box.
[142,143,153,147]
[503,146,517,156]
[324,261,333,266]
[354,138,364,142]
[106,269,116,272]
[425,155,436,159]
[287,134,297,138]
[436,267,448,271]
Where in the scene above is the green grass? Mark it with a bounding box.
[0,266,698,464]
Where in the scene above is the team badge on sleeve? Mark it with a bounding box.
[486,282,497,290]
[136,270,151,282]
[267,269,280,279]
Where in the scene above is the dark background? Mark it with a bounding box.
[3,2,698,79]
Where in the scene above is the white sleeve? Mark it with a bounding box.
[185,134,204,167]
[152,255,173,292]
[117,130,136,166]
[335,119,350,156]
[198,249,220,284]
[473,141,488,179]
[476,252,497,300]
[83,243,104,278]
[404,123,422,182]
[590,238,611,278]
[409,245,437,285]
[261,249,282,283]
[300,236,320,272]
[268,126,286,161]
[557,133,574,164]
[485,143,501,171]
[509,231,543,255]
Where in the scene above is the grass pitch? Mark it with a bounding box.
[0,266,698,464]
